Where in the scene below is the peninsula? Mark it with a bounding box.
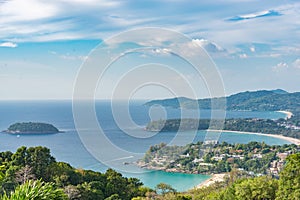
[4,122,60,134]
[145,89,300,112]
[146,117,300,139]
[145,90,300,139]
[138,141,298,176]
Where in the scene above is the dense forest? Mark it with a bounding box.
[0,146,150,200]
[5,122,60,134]
[146,119,210,132]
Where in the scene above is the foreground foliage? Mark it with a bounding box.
[0,146,149,200]
[2,179,67,200]
[2,146,300,199]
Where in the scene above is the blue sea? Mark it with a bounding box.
[0,100,288,191]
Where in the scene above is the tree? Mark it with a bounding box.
[234,176,278,200]
[50,162,81,187]
[1,179,68,200]
[25,146,55,181]
[0,147,147,200]
[11,146,27,167]
[155,183,176,195]
[77,181,104,200]
[276,153,300,199]
[104,170,147,199]
[15,165,35,184]
[104,194,121,200]
[64,185,81,200]
[9,146,55,181]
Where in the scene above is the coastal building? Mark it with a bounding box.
[204,140,219,145]
[253,154,263,159]
[277,152,288,161]
[212,156,224,161]
[193,158,204,163]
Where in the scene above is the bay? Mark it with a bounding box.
[0,100,289,191]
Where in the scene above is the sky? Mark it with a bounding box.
[0,0,300,100]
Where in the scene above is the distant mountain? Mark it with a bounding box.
[145,89,300,112]
[145,97,192,108]
[271,89,289,94]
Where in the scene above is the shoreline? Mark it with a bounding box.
[276,110,293,119]
[207,129,300,145]
[144,112,299,189]
[197,127,300,188]
[140,128,300,189]
[196,173,226,188]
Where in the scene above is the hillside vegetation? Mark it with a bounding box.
[0,146,149,200]
[145,89,300,112]
[146,117,300,139]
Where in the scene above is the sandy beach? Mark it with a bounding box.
[210,130,300,145]
[183,111,297,189]
[196,173,226,188]
[276,110,293,119]
[207,129,300,145]
[195,124,300,188]
[209,110,297,144]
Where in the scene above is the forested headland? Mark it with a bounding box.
[145,89,300,112]
[146,117,300,139]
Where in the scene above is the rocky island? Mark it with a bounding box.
[4,122,60,134]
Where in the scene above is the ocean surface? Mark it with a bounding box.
[0,100,288,191]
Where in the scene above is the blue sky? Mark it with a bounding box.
[0,0,299,99]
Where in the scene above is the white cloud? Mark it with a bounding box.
[269,53,281,58]
[292,59,300,69]
[192,39,225,53]
[49,51,57,55]
[152,48,171,55]
[273,46,300,55]
[60,54,88,61]
[0,0,124,42]
[49,51,88,61]
[0,0,299,59]
[0,42,17,48]
[272,62,288,72]
[240,10,271,19]
[239,53,248,59]
[0,0,58,23]
[60,0,121,7]
[228,10,281,21]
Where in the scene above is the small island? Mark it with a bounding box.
[4,122,60,134]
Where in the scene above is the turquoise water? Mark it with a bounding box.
[132,170,211,191]
[0,101,288,191]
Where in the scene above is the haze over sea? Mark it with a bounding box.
[0,100,289,191]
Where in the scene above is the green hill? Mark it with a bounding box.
[5,122,60,134]
[145,89,300,112]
